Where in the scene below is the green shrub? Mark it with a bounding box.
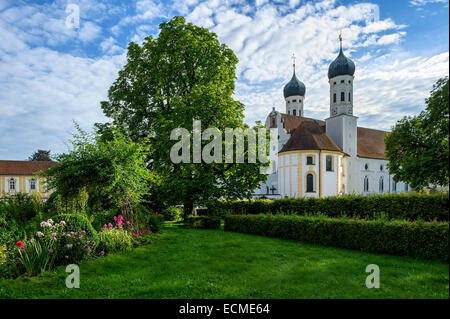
[224,215,449,260]
[97,228,133,254]
[161,206,182,221]
[147,214,162,233]
[212,193,449,221]
[185,216,221,229]
[53,214,99,245]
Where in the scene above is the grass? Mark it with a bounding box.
[0,223,448,298]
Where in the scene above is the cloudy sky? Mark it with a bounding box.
[0,0,448,160]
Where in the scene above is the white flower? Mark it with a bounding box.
[65,244,73,249]
[36,231,44,237]
[60,221,66,225]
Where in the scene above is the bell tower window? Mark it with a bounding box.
[348,92,351,102]
[333,93,336,103]
[293,109,296,116]
[341,92,345,101]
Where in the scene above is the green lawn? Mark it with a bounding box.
[1,223,448,298]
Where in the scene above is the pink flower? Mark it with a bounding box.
[126,221,130,225]
[132,233,139,237]
[99,251,105,256]
[87,247,92,252]
[114,216,117,221]
[64,255,69,259]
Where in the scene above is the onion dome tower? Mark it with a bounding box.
[328,34,355,117]
[283,53,306,117]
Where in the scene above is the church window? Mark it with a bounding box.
[364,176,369,192]
[333,81,336,85]
[288,110,290,115]
[379,177,384,193]
[348,92,351,102]
[266,186,269,194]
[293,109,296,116]
[348,80,351,84]
[380,165,383,171]
[333,93,336,103]
[326,155,333,171]
[404,184,408,192]
[30,178,36,190]
[271,118,275,126]
[341,80,344,83]
[277,135,280,140]
[9,178,16,191]
[306,156,314,165]
[365,163,368,170]
[292,99,296,102]
[306,173,315,192]
[287,101,290,104]
[392,181,397,192]
[341,92,345,101]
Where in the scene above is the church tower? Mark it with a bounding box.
[283,54,306,116]
[328,34,355,117]
[325,35,359,193]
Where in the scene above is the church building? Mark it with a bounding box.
[256,36,410,198]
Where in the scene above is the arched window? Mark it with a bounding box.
[379,177,384,193]
[326,155,333,171]
[333,93,336,103]
[293,109,296,116]
[364,176,369,192]
[348,92,351,102]
[380,165,383,171]
[306,173,314,193]
[341,92,345,101]
[9,178,15,191]
[365,163,369,170]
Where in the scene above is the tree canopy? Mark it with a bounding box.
[100,16,268,215]
[29,150,52,161]
[385,77,449,190]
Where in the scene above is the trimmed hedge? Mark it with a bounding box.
[224,214,449,261]
[185,216,221,229]
[211,193,449,221]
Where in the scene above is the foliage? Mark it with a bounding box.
[211,193,449,221]
[185,216,221,229]
[161,206,182,221]
[99,16,269,216]
[53,214,99,248]
[36,217,97,265]
[224,214,449,260]
[16,239,54,276]
[28,149,52,161]
[0,244,18,279]
[145,214,163,233]
[97,228,133,255]
[385,77,449,189]
[40,124,152,227]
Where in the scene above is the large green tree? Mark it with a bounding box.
[385,77,449,190]
[100,16,268,215]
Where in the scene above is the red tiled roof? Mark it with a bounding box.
[0,160,58,175]
[278,114,388,159]
[279,121,343,153]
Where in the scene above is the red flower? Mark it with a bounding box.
[16,241,24,248]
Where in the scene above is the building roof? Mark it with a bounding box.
[0,160,58,175]
[328,47,355,79]
[356,126,388,160]
[279,121,343,153]
[278,114,388,159]
[283,70,306,98]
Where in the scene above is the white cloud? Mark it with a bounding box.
[410,0,448,6]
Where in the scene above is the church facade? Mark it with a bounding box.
[256,38,410,198]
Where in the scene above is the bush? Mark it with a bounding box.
[212,193,449,221]
[97,228,133,254]
[53,214,99,244]
[161,206,182,221]
[16,239,54,276]
[224,214,449,260]
[147,214,162,233]
[185,216,221,229]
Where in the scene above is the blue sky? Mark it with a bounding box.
[0,0,448,160]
